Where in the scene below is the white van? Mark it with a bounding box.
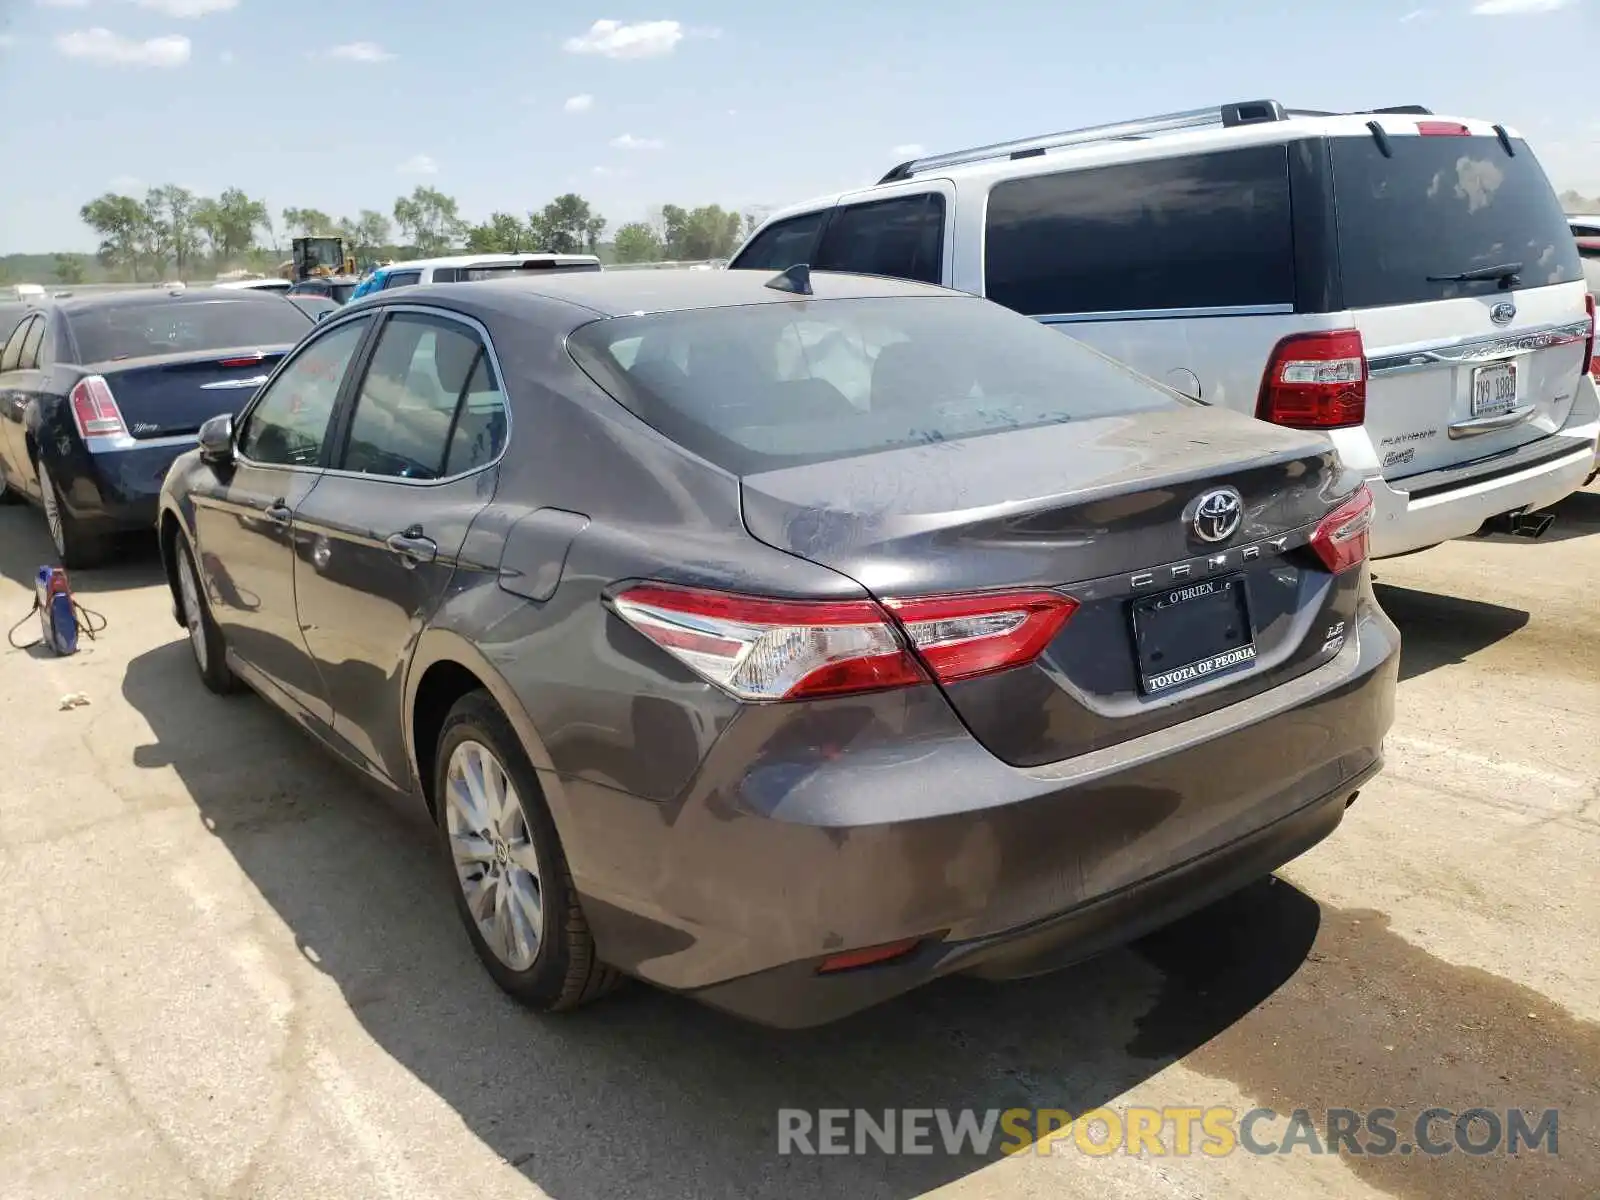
[732,101,1598,556]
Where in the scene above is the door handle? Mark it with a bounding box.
[386,527,438,566]
[265,499,291,523]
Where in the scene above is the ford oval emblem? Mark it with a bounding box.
[1490,301,1516,326]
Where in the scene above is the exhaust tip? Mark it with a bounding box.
[1345,790,1361,808]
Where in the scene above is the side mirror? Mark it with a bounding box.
[197,413,235,466]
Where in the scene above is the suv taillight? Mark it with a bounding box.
[610,583,1077,701]
[1583,294,1596,381]
[1257,330,1368,430]
[1310,486,1375,575]
[68,375,128,441]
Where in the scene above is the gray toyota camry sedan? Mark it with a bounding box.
[156,268,1399,1027]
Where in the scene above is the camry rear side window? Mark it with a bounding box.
[567,296,1180,474]
[1330,135,1583,308]
[68,300,311,363]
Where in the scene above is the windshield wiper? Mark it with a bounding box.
[1426,262,1522,286]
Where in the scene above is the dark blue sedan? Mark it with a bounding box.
[0,288,313,565]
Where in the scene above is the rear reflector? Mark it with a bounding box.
[1257,330,1367,430]
[1416,121,1471,136]
[68,375,127,441]
[1310,486,1375,575]
[611,583,1077,701]
[1583,293,1596,381]
[817,938,922,974]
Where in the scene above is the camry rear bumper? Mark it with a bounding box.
[553,591,1400,1027]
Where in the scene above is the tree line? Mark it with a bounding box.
[68,183,767,284]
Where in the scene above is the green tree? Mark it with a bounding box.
[53,254,86,285]
[529,193,605,253]
[209,188,270,264]
[352,209,392,255]
[80,193,149,281]
[282,206,336,237]
[465,211,528,253]
[660,204,743,261]
[612,221,664,263]
[392,186,466,255]
[145,185,201,279]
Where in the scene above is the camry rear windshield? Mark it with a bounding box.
[567,296,1182,473]
[69,299,311,363]
[1331,135,1582,308]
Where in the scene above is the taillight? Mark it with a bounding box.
[1257,330,1367,430]
[1583,294,1596,381]
[1416,121,1471,137]
[1310,486,1375,575]
[883,590,1078,683]
[218,354,265,368]
[611,583,1078,700]
[68,375,128,441]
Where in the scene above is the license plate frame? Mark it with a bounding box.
[1470,360,1518,419]
[1130,575,1257,697]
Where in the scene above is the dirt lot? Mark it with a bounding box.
[0,486,1595,1200]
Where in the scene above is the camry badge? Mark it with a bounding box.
[1190,487,1244,544]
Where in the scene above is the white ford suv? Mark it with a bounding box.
[731,100,1599,557]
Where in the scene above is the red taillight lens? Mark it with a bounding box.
[68,375,127,441]
[1583,293,1596,381]
[611,583,1078,700]
[1310,486,1375,575]
[611,584,926,700]
[1416,121,1471,137]
[1257,330,1367,430]
[884,590,1078,683]
[218,354,265,368]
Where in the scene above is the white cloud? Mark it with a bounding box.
[55,28,190,66]
[563,19,681,59]
[610,132,664,151]
[1471,0,1573,12]
[891,143,926,158]
[1398,7,1432,19]
[397,153,438,175]
[128,0,238,14]
[564,93,594,113]
[327,41,393,62]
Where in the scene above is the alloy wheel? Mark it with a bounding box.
[444,739,544,971]
[177,549,209,672]
[38,464,65,557]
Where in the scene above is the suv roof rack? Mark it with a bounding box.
[877,100,1291,184]
[875,100,1440,184]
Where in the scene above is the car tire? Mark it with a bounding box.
[37,460,108,568]
[435,690,621,1013]
[174,535,240,695]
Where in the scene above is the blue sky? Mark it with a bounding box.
[0,0,1596,253]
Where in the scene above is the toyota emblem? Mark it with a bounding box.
[1490,301,1516,327]
[1190,487,1244,543]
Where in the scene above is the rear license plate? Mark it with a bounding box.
[1471,361,1518,419]
[1131,576,1256,696]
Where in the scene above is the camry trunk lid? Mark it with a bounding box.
[741,406,1362,767]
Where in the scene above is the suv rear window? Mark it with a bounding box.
[567,296,1181,474]
[68,299,312,363]
[1330,135,1582,308]
[984,144,1295,317]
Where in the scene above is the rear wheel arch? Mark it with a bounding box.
[407,635,562,824]
[158,509,185,626]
